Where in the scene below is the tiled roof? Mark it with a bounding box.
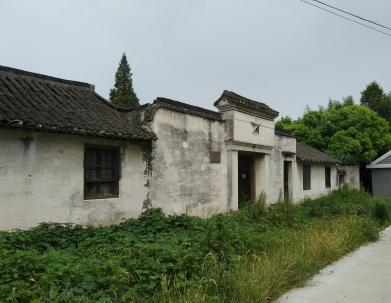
[275,127,295,138]
[0,66,154,140]
[296,141,340,164]
[145,97,222,121]
[214,90,279,119]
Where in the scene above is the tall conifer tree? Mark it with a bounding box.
[110,53,139,108]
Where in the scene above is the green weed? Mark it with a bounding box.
[0,189,389,302]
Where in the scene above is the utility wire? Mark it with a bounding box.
[309,0,391,32]
[299,0,391,38]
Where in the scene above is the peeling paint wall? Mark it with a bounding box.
[0,128,149,230]
[149,109,229,216]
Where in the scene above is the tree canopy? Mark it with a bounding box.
[360,81,391,126]
[276,97,391,165]
[110,53,139,108]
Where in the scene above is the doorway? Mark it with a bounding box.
[238,154,255,205]
[284,161,292,202]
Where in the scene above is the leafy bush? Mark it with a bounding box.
[373,201,389,222]
[0,189,389,302]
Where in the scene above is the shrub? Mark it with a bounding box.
[249,191,267,219]
[0,189,389,302]
[372,202,388,222]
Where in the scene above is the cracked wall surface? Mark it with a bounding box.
[0,128,149,230]
[149,108,229,216]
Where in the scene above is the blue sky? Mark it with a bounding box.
[1,0,390,118]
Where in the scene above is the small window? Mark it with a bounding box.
[210,151,221,163]
[325,167,331,188]
[303,164,311,190]
[84,145,120,199]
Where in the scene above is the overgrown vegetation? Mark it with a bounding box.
[0,189,390,302]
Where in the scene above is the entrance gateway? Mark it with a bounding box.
[214,90,281,209]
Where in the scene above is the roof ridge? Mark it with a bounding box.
[146,97,221,121]
[0,65,93,89]
[214,90,279,119]
[223,90,268,106]
[154,97,220,116]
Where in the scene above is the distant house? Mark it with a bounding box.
[367,151,391,197]
[0,66,359,230]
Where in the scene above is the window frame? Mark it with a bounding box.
[325,166,331,188]
[83,144,121,200]
[303,164,311,190]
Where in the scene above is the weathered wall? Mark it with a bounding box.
[0,128,149,230]
[343,165,360,189]
[222,110,275,148]
[268,134,297,203]
[294,162,338,201]
[150,109,229,216]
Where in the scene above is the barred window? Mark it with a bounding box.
[303,164,311,190]
[325,167,331,188]
[84,145,120,199]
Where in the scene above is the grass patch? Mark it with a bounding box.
[0,189,390,302]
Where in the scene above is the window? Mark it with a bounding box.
[325,167,331,188]
[303,164,311,190]
[84,145,120,199]
[210,151,221,163]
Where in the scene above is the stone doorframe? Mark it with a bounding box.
[227,142,272,211]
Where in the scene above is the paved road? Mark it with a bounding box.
[277,226,391,303]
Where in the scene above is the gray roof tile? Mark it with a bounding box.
[296,141,340,164]
[0,66,154,140]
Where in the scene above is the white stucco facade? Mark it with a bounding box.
[0,92,355,230]
[294,163,338,201]
[0,128,149,230]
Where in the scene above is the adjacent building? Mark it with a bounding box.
[0,66,358,229]
[367,151,391,197]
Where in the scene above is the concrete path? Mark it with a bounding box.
[277,226,391,303]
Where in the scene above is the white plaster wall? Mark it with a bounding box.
[267,134,297,203]
[150,109,229,217]
[0,128,149,230]
[294,162,338,201]
[223,110,275,148]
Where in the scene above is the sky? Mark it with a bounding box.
[0,0,390,118]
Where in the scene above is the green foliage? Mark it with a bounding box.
[277,102,391,164]
[360,81,385,108]
[109,53,139,108]
[373,201,388,223]
[249,191,267,219]
[360,81,391,127]
[275,116,293,130]
[276,81,391,165]
[0,190,389,302]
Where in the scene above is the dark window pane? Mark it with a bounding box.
[325,167,331,188]
[303,165,311,190]
[84,146,120,199]
[86,183,98,196]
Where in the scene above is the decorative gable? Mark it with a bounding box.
[214,90,278,150]
[214,90,279,120]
